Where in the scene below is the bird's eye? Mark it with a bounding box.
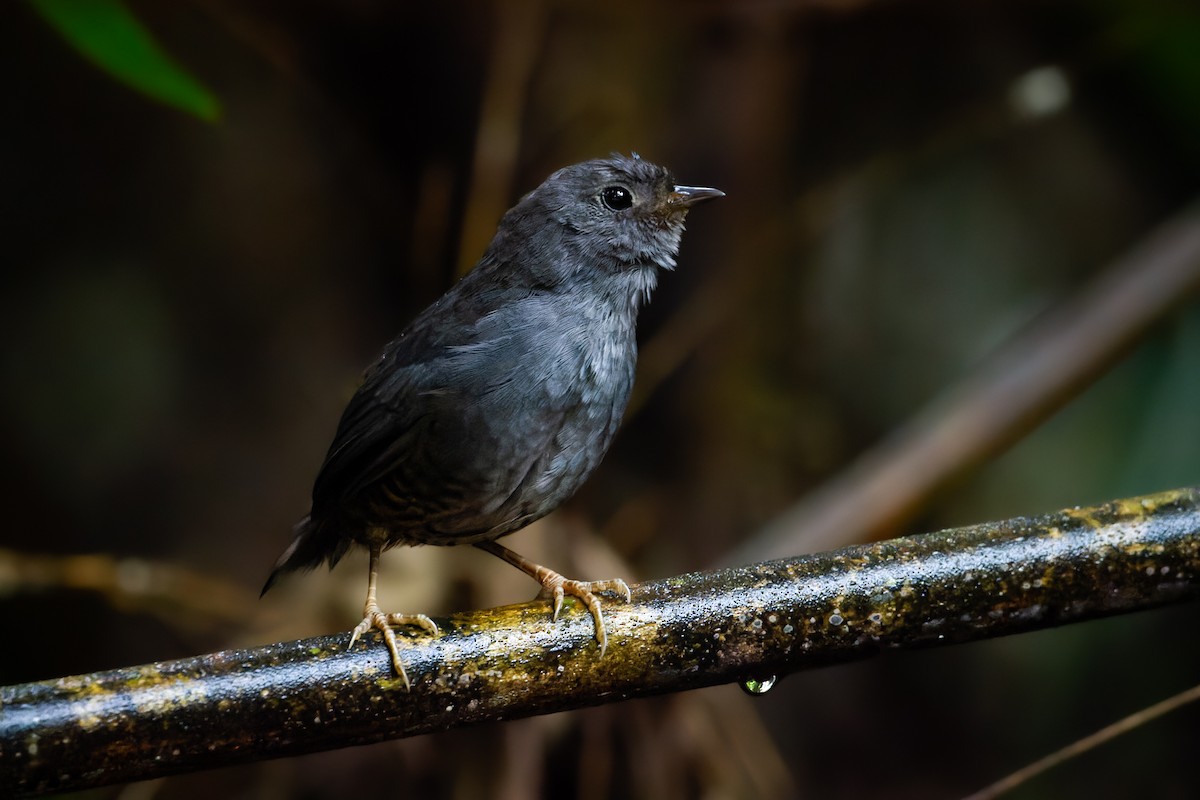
[600,185,634,211]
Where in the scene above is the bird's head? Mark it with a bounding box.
[472,154,722,311]
[537,153,724,273]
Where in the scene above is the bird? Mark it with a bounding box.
[261,153,723,687]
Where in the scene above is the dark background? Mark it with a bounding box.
[3,1,1199,798]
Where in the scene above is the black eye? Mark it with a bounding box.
[600,185,633,211]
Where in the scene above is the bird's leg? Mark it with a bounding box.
[474,540,631,657]
[348,542,439,689]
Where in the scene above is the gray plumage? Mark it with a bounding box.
[262,154,721,608]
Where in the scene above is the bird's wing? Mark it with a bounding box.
[309,340,438,512]
[308,293,536,512]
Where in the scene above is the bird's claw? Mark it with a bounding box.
[551,585,565,621]
[539,575,631,658]
[348,607,438,690]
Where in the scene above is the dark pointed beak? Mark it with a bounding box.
[669,185,725,207]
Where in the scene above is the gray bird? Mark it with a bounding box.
[262,154,722,687]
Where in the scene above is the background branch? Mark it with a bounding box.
[731,199,1200,563]
[3,487,1199,797]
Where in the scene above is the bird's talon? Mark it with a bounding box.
[472,542,633,657]
[348,618,371,650]
[347,607,435,690]
[546,577,629,657]
[551,586,565,621]
[616,579,632,603]
[386,612,439,636]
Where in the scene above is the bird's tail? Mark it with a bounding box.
[260,515,347,597]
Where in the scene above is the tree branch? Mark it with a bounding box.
[3,487,1199,796]
[731,199,1200,562]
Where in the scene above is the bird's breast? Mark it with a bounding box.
[362,289,642,544]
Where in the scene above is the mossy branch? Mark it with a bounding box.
[3,487,1199,796]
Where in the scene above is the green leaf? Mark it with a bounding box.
[31,0,221,121]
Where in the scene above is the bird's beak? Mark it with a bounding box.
[669,185,725,207]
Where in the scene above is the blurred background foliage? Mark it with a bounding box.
[3,0,1200,798]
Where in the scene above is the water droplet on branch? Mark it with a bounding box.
[740,675,778,696]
